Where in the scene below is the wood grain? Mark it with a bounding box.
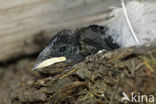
[0,0,120,61]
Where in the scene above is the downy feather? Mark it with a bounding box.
[106,0,156,47]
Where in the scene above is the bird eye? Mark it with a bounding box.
[59,46,66,52]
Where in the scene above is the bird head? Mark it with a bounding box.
[32,29,84,71]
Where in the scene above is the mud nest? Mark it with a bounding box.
[4,42,156,104]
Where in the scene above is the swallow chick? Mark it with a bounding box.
[33,0,156,71]
[32,25,119,70]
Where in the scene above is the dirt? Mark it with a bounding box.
[0,42,156,104]
[0,58,37,104]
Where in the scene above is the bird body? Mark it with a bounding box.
[33,0,156,70]
[32,25,119,70]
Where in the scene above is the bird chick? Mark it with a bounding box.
[33,0,156,70]
[32,25,119,70]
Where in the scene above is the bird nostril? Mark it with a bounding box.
[60,46,66,52]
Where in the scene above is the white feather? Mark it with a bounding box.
[106,0,156,47]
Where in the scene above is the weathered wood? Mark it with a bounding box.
[0,0,120,62]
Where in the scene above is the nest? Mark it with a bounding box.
[10,41,156,104]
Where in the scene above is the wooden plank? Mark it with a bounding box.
[0,0,120,61]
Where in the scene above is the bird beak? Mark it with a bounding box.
[32,57,67,71]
